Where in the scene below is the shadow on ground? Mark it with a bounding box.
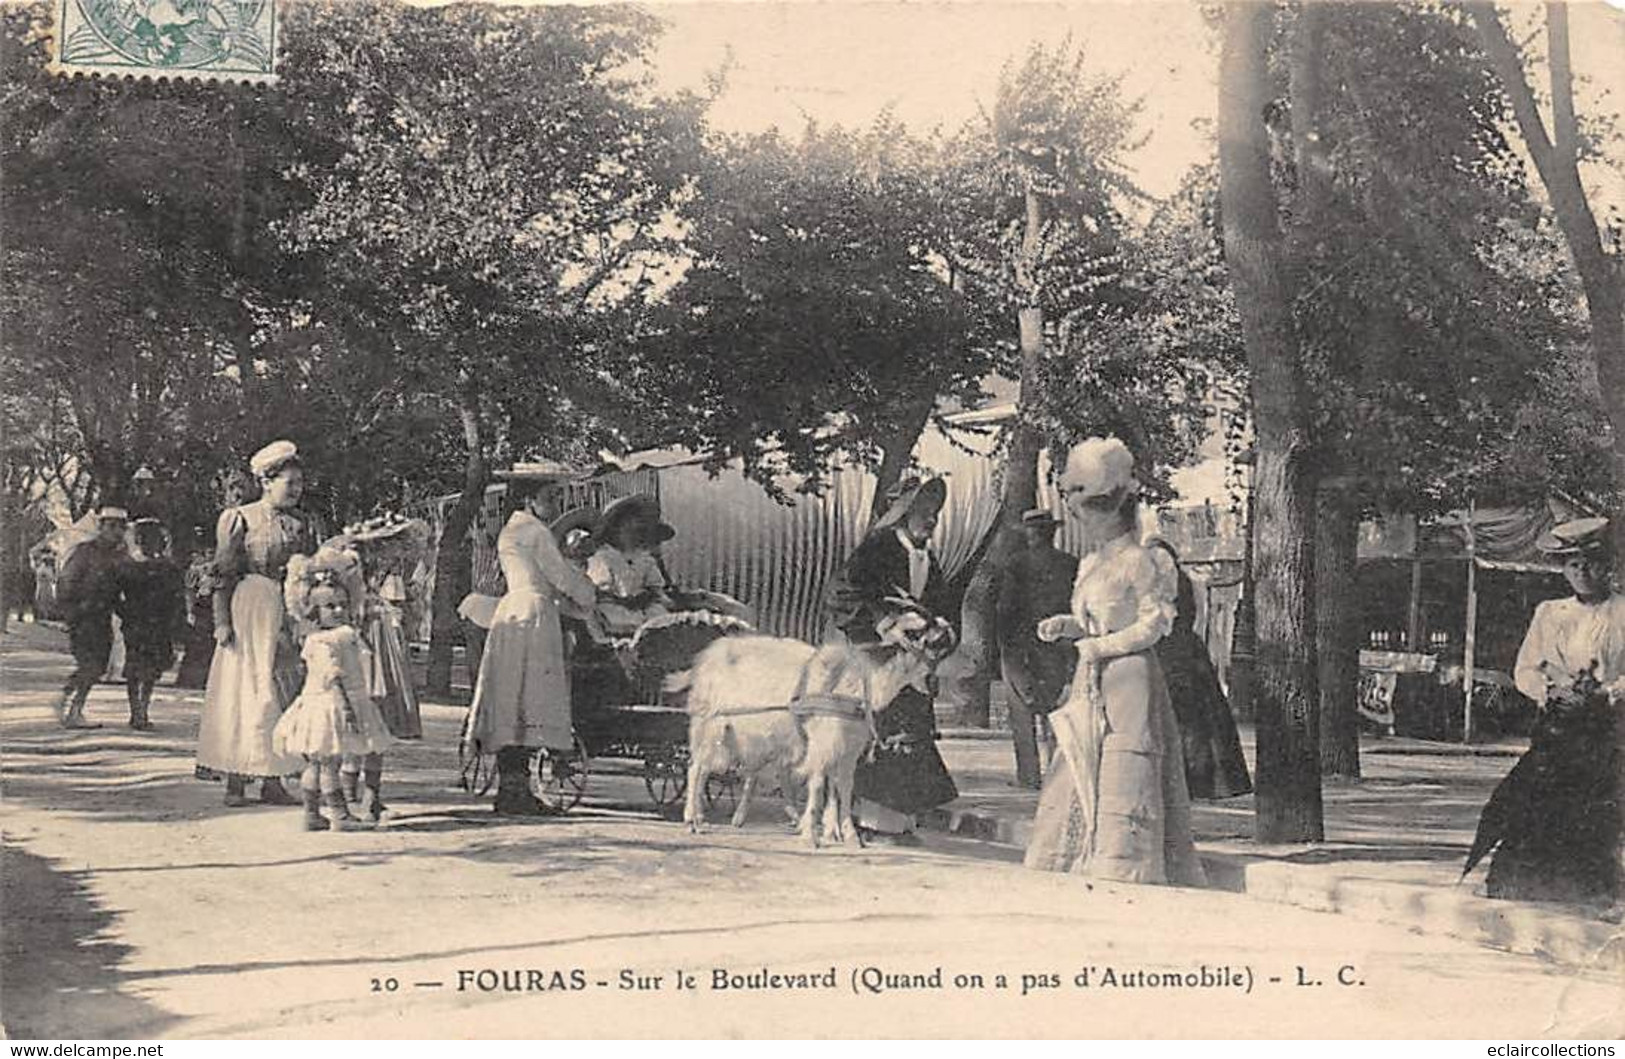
[1,842,178,1039]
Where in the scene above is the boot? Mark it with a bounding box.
[493,746,544,816]
[325,790,370,832]
[59,685,100,730]
[224,773,250,808]
[301,788,329,832]
[127,681,154,731]
[362,760,392,824]
[259,776,299,806]
[340,768,361,806]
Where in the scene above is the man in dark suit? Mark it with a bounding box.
[998,508,1078,788]
[55,507,128,729]
[826,476,959,846]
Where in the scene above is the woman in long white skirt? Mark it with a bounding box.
[196,440,314,807]
[1024,437,1206,887]
[465,470,598,815]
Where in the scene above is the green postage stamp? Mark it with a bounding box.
[50,0,278,82]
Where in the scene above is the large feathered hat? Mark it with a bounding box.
[284,544,364,627]
[872,475,947,533]
[1057,437,1137,499]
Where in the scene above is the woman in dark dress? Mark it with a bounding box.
[1464,517,1623,907]
[825,476,959,846]
[1148,539,1252,800]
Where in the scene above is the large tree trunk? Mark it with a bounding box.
[1219,0,1325,843]
[1292,3,1359,781]
[947,184,1048,729]
[1316,481,1361,778]
[868,393,938,524]
[1472,1,1625,542]
[425,381,487,698]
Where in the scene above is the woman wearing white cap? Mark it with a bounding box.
[196,440,313,807]
[1025,437,1206,886]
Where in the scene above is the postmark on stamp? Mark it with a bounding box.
[50,0,278,82]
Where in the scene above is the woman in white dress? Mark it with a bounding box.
[1024,437,1206,886]
[465,470,598,815]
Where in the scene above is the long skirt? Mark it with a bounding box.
[1471,698,1621,904]
[196,575,303,777]
[364,608,422,739]
[853,686,958,816]
[465,589,572,753]
[1156,628,1252,800]
[1024,651,1206,886]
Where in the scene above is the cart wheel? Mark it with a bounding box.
[458,715,495,798]
[643,753,689,810]
[530,736,589,813]
[703,770,740,813]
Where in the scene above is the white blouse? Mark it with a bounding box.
[1071,533,1178,661]
[587,545,666,599]
[1512,593,1625,705]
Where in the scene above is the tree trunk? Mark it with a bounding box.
[425,381,487,698]
[1292,2,1357,781]
[1316,482,1361,778]
[949,522,1007,729]
[1472,1,1625,544]
[1219,0,1324,843]
[947,178,1049,729]
[868,393,938,524]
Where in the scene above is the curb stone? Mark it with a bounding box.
[919,805,1623,974]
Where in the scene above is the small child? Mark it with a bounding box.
[115,519,185,731]
[273,581,394,832]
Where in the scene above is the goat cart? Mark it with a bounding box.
[458,504,754,816]
[540,608,754,815]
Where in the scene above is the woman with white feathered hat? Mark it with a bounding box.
[1024,437,1206,887]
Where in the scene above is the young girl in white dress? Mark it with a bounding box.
[274,580,393,831]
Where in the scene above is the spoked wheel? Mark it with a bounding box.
[643,750,689,812]
[458,715,495,798]
[703,770,741,814]
[530,736,589,813]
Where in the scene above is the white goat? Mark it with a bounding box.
[674,635,815,833]
[673,608,955,848]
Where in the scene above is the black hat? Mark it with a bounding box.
[873,476,947,532]
[595,494,662,545]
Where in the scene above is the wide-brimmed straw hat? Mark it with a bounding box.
[494,459,579,483]
[1536,516,1612,558]
[873,476,947,533]
[550,506,599,538]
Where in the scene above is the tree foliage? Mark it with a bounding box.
[628,117,1007,493]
